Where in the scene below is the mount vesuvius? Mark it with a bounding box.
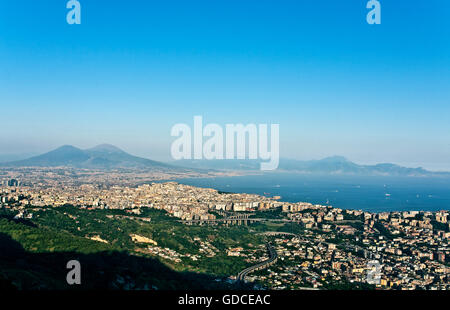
[1,144,175,170]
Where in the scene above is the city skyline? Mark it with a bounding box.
[1,1,450,170]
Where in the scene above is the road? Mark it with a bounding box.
[236,243,278,283]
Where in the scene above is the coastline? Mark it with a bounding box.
[173,173,450,213]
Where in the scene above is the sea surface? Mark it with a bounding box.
[174,173,450,212]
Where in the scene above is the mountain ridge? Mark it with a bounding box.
[173,156,450,177]
[1,144,172,170]
[2,146,449,177]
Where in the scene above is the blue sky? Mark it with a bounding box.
[0,0,449,170]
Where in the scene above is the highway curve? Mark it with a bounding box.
[236,243,278,283]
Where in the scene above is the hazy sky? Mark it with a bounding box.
[0,1,449,170]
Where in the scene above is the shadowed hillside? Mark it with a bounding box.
[0,232,238,290]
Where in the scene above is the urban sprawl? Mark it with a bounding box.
[1,169,449,290]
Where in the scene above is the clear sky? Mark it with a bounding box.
[0,0,449,170]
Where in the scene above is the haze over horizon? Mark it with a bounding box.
[1,143,450,173]
[1,1,449,170]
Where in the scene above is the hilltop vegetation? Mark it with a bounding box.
[0,206,264,289]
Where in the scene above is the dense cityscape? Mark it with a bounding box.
[1,168,448,290]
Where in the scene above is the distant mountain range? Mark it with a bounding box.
[173,156,450,177]
[2,146,449,177]
[1,144,175,171]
